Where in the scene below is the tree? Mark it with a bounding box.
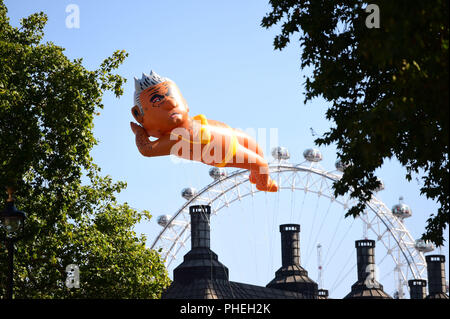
[0,1,170,298]
[262,0,449,245]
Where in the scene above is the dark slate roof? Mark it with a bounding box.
[266,264,318,299]
[161,278,305,299]
[426,293,449,299]
[229,281,305,299]
[162,279,235,299]
[343,282,392,299]
[171,247,229,284]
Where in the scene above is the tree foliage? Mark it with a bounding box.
[0,1,170,298]
[262,0,449,245]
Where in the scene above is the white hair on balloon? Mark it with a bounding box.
[133,70,170,113]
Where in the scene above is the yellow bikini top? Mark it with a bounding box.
[170,114,211,145]
[192,114,211,144]
[170,114,237,167]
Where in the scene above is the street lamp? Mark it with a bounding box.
[0,187,26,299]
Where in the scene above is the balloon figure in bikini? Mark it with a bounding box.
[130,71,278,192]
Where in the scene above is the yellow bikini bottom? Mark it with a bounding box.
[170,114,237,167]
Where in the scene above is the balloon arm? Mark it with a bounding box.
[130,122,173,157]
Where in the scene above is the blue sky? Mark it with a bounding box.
[4,0,448,298]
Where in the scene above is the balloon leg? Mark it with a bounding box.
[226,145,278,192]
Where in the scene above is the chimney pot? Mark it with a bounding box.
[280,224,300,267]
[189,205,211,249]
[408,279,427,299]
[426,254,447,297]
[355,240,376,282]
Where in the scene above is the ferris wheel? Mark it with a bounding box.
[150,146,433,298]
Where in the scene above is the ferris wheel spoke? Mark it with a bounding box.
[296,187,308,224]
[330,258,356,294]
[289,178,297,221]
[304,192,322,258]
[323,207,346,265]
[306,199,334,262]
[380,267,396,283]
[377,249,392,267]
[324,217,356,269]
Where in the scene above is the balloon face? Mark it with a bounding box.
[136,81,189,137]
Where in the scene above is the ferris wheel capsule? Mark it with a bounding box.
[303,148,322,162]
[392,197,412,219]
[181,187,197,200]
[335,158,351,172]
[414,239,435,253]
[209,167,227,180]
[271,146,290,161]
[157,214,173,228]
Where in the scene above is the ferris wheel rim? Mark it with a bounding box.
[150,161,427,287]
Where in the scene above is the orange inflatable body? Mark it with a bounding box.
[130,71,278,192]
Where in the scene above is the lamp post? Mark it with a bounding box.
[0,187,26,299]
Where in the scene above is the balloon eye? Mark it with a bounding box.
[133,109,139,117]
[150,94,164,104]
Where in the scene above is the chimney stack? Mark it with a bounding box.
[190,205,211,249]
[408,279,427,299]
[355,240,376,282]
[344,239,391,299]
[280,224,301,266]
[266,224,318,298]
[171,205,229,285]
[317,289,329,299]
[426,255,449,299]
